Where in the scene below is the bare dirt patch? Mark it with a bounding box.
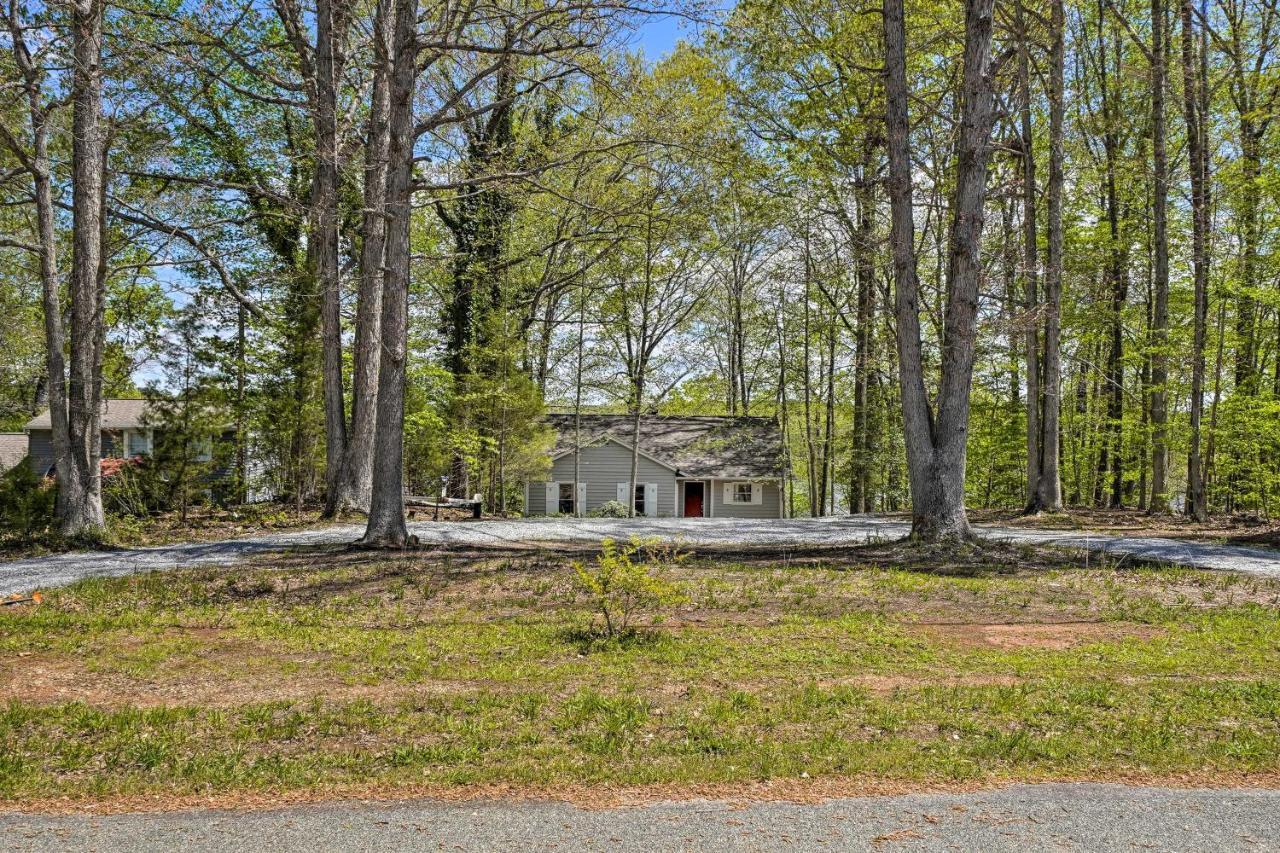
[914,621,1164,650]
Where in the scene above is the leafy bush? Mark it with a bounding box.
[102,457,154,517]
[572,537,688,639]
[0,463,56,542]
[588,499,630,519]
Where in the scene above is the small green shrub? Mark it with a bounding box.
[0,463,56,542]
[588,500,630,519]
[572,537,688,639]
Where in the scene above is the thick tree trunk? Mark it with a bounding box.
[1099,24,1127,510]
[338,0,393,514]
[1179,0,1209,521]
[316,0,351,517]
[1016,0,1042,506]
[1032,0,1066,513]
[62,0,108,536]
[1148,0,1171,512]
[361,0,417,547]
[883,0,997,542]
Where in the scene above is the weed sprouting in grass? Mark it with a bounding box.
[571,537,688,640]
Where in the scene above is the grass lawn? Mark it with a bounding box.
[1,542,1278,807]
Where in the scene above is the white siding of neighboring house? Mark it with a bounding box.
[527,440,677,516]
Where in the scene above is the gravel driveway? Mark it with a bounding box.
[2,515,1279,597]
[2,783,1277,852]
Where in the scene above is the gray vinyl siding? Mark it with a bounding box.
[528,441,678,516]
[709,479,783,519]
[29,430,120,475]
[26,430,53,476]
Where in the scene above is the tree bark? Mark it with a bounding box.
[338,0,393,514]
[63,0,108,536]
[1148,0,1171,512]
[851,148,876,513]
[1016,0,1042,506]
[361,0,417,547]
[1179,0,1209,521]
[315,0,352,517]
[883,0,998,542]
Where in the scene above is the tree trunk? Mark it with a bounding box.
[62,0,108,536]
[338,0,393,514]
[851,150,876,513]
[1099,22,1128,510]
[361,0,417,547]
[1016,0,1042,506]
[1179,0,1209,521]
[1033,0,1065,513]
[883,0,998,542]
[1148,0,1171,512]
[317,0,352,517]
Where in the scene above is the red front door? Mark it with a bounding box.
[683,482,704,517]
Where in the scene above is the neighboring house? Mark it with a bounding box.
[23,398,215,477]
[0,433,26,474]
[526,414,785,519]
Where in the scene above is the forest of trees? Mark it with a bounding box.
[2,0,1279,545]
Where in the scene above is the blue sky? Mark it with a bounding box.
[631,11,712,60]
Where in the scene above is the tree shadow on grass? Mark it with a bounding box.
[558,624,665,655]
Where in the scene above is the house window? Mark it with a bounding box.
[634,484,646,516]
[126,430,152,458]
[733,482,754,503]
[558,482,576,514]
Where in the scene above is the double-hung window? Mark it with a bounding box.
[558,482,576,514]
[733,482,753,504]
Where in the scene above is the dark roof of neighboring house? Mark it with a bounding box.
[546,414,784,479]
[25,398,150,431]
[0,433,26,472]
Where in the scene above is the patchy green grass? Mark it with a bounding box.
[1,544,1278,804]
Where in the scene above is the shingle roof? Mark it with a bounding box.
[25,398,151,431]
[0,433,26,472]
[546,414,784,479]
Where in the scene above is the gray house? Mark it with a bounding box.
[526,414,785,518]
[23,399,165,476]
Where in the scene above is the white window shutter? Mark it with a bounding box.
[576,482,587,513]
[644,483,658,517]
[723,482,734,504]
[544,482,557,514]
[617,482,629,505]
[751,482,763,505]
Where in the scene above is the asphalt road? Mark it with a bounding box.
[2,784,1277,851]
[3,515,1280,597]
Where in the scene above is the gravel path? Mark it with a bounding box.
[3,515,1279,597]
[2,784,1277,851]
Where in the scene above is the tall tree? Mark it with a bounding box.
[1179,0,1210,521]
[883,0,1002,541]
